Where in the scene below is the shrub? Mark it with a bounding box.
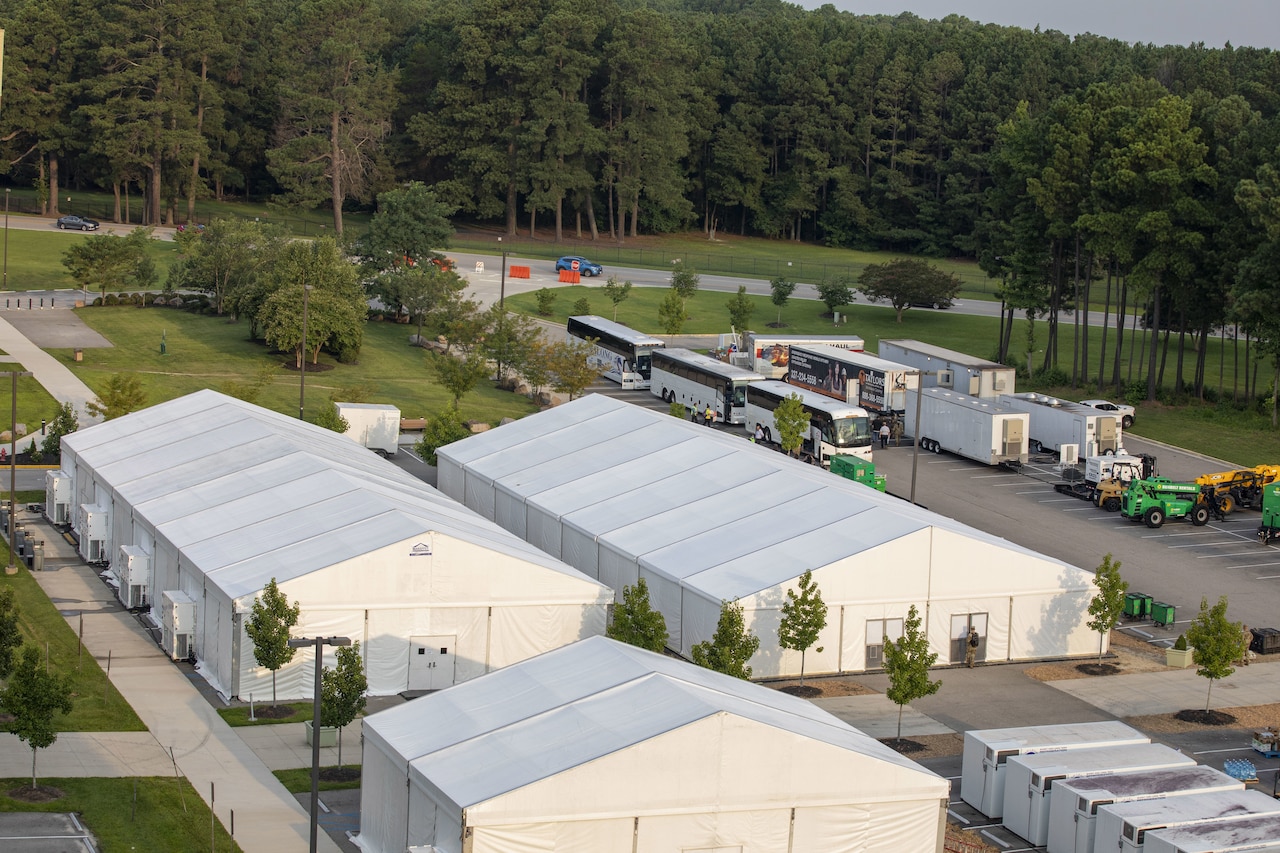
[535,288,556,316]
[572,297,591,315]
[1173,634,1188,650]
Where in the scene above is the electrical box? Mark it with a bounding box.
[44,471,71,526]
[117,545,151,609]
[161,590,196,661]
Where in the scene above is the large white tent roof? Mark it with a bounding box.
[439,394,1093,602]
[365,636,945,810]
[61,390,600,600]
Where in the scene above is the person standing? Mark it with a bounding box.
[965,629,980,668]
[754,423,765,443]
[704,405,715,427]
[879,421,890,449]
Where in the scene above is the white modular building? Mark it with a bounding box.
[334,401,400,455]
[360,636,950,853]
[1001,743,1194,846]
[960,721,1149,818]
[1047,766,1244,853]
[1097,790,1280,853]
[53,390,611,700]
[437,394,1103,679]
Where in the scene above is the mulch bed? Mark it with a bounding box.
[7,785,64,803]
[881,738,928,754]
[1075,662,1121,676]
[779,685,822,698]
[320,767,361,783]
[256,705,298,720]
[1174,708,1238,726]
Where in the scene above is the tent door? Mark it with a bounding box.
[409,635,456,691]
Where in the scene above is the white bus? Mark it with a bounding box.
[566,316,665,389]
[649,348,769,424]
[743,381,874,463]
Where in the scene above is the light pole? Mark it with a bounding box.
[288,634,352,853]
[907,370,936,507]
[6,370,32,576]
[3,188,10,292]
[498,236,507,309]
[298,284,312,420]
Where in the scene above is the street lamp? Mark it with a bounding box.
[3,188,11,292]
[298,284,312,420]
[287,634,352,853]
[497,236,507,309]
[6,370,32,576]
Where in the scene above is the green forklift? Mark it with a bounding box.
[1121,477,1210,529]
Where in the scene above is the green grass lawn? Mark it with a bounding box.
[216,702,315,727]
[0,373,63,450]
[272,767,362,794]
[509,284,1280,466]
[62,306,539,426]
[0,556,146,732]
[0,777,240,852]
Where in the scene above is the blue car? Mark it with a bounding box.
[555,256,603,277]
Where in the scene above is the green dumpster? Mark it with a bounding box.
[830,456,887,493]
[1123,592,1153,619]
[1151,601,1176,627]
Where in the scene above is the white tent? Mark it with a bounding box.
[360,636,949,853]
[55,390,611,700]
[437,394,1101,677]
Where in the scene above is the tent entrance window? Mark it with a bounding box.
[408,635,456,691]
[865,617,904,667]
[950,613,988,663]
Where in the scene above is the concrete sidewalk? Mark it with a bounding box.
[23,515,340,853]
[0,731,174,778]
[0,314,101,428]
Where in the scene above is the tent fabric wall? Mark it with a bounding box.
[437,395,1100,676]
[361,638,948,853]
[59,390,611,701]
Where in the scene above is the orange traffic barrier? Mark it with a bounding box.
[509,265,531,279]
[558,269,580,283]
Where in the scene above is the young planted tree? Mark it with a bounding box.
[725,285,755,333]
[602,276,633,321]
[658,289,688,334]
[882,605,940,741]
[321,642,367,768]
[778,569,827,687]
[669,261,700,309]
[769,276,796,326]
[1086,554,1128,664]
[691,599,759,680]
[245,578,301,708]
[0,645,74,790]
[607,577,668,653]
[0,588,21,678]
[313,404,350,434]
[86,373,148,421]
[547,338,605,400]
[427,350,490,409]
[773,394,809,457]
[815,276,855,317]
[1185,596,1249,712]
[414,407,471,466]
[40,402,79,462]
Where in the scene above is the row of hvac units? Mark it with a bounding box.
[962,721,1280,853]
[438,394,1104,678]
[43,390,614,702]
[358,636,951,853]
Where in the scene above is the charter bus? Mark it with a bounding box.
[566,316,665,389]
[742,380,874,464]
[649,348,769,425]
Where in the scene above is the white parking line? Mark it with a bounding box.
[1198,552,1264,559]
[1168,542,1237,548]
[1040,498,1081,503]
[947,810,971,824]
[1193,747,1253,755]
[1258,574,1280,580]
[981,830,1012,848]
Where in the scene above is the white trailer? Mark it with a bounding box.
[1047,766,1243,853]
[1085,453,1154,487]
[904,388,1029,466]
[335,402,401,457]
[732,333,865,379]
[1098,790,1280,853]
[998,392,1123,457]
[1002,743,1194,847]
[879,339,1017,398]
[960,721,1149,819]
[785,345,917,414]
[1145,814,1280,853]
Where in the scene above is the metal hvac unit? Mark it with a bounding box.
[44,471,71,526]
[76,504,110,563]
[1060,443,1080,466]
[936,369,954,388]
[116,546,151,610]
[161,590,196,661]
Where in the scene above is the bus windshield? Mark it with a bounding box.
[730,381,750,408]
[827,415,872,448]
[634,353,652,379]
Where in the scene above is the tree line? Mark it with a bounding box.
[6,0,1280,407]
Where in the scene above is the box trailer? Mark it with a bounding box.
[960,721,1149,818]
[335,402,401,457]
[785,345,917,414]
[904,388,1029,466]
[1144,814,1280,853]
[879,339,1017,398]
[732,333,865,379]
[1098,790,1280,853]
[998,392,1123,457]
[1002,743,1194,847]
[1047,766,1243,853]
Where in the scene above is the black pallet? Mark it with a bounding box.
[1250,627,1280,655]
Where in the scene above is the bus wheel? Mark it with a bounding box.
[763,428,773,444]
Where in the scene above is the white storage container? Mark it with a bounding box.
[1099,790,1280,853]
[1144,812,1280,853]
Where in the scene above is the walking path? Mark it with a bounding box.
[0,313,101,429]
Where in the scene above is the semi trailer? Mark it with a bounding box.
[785,345,918,414]
[904,388,1029,466]
[879,339,1017,399]
[731,333,865,378]
[997,392,1123,457]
